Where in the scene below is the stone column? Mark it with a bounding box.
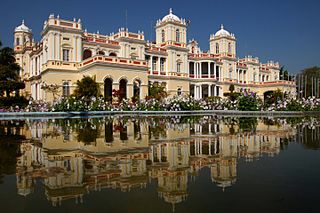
[237,69,239,83]
[199,85,202,99]
[208,62,211,78]
[73,36,77,62]
[199,62,202,78]
[57,33,61,60]
[214,63,217,79]
[208,84,212,97]
[213,85,216,96]
[150,56,153,75]
[157,57,161,75]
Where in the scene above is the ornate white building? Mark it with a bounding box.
[13,9,296,101]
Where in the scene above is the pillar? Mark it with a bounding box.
[214,63,217,79]
[199,62,202,78]
[208,62,211,78]
[157,57,161,75]
[57,33,61,60]
[208,84,212,97]
[150,56,153,75]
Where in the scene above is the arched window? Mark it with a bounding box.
[161,29,165,43]
[109,52,117,57]
[97,50,105,55]
[177,62,181,73]
[216,43,219,54]
[177,88,182,96]
[62,82,70,97]
[16,37,20,46]
[228,43,232,54]
[176,29,180,42]
[83,49,92,60]
[63,49,70,61]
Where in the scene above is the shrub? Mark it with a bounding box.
[238,93,260,111]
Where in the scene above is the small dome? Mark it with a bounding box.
[215,24,230,37]
[15,20,32,33]
[162,8,180,22]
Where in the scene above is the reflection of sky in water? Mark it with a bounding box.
[0,116,319,213]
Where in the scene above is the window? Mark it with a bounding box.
[63,82,70,97]
[97,51,105,55]
[83,49,92,60]
[63,49,70,61]
[228,43,232,54]
[161,30,165,42]
[152,58,157,71]
[216,43,219,54]
[253,73,257,82]
[16,37,20,46]
[109,52,117,57]
[177,88,182,96]
[160,59,165,71]
[176,29,180,42]
[177,62,181,73]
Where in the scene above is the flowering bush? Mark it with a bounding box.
[25,100,51,112]
[163,96,204,111]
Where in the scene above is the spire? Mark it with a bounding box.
[22,20,25,25]
[169,8,173,14]
[221,24,224,29]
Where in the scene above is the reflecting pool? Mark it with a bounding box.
[0,116,320,212]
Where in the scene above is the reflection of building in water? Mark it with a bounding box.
[15,118,296,208]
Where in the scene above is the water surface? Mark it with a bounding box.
[0,116,319,212]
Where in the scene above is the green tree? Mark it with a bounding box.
[229,84,235,93]
[73,76,100,99]
[0,41,25,98]
[280,66,289,80]
[147,82,168,101]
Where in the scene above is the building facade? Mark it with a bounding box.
[13,9,296,101]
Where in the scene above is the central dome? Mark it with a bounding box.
[215,24,230,37]
[162,8,180,22]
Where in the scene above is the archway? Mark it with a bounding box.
[97,50,105,55]
[119,79,127,100]
[133,79,141,100]
[83,49,92,60]
[109,52,117,57]
[104,78,113,102]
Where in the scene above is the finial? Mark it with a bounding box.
[169,8,173,14]
[221,24,224,29]
[22,20,25,25]
[57,14,60,19]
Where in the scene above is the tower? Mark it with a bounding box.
[155,8,188,74]
[14,20,33,49]
[209,25,237,81]
[14,20,33,82]
[209,24,236,56]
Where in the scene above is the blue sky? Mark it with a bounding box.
[0,0,319,73]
